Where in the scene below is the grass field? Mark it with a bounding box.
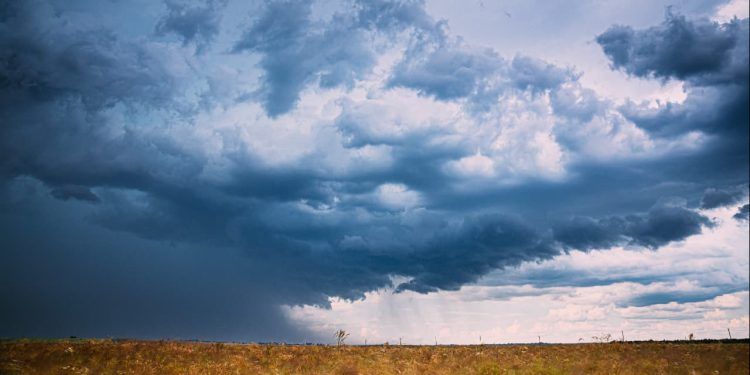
[1,339,748,374]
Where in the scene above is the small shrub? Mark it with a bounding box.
[335,330,350,346]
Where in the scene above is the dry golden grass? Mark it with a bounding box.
[1,339,748,374]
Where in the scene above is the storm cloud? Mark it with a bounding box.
[0,0,747,342]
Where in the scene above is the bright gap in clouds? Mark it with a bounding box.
[714,0,750,22]
[286,205,749,344]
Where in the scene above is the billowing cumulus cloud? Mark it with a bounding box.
[0,0,747,342]
[597,12,747,84]
[387,33,573,112]
[599,13,748,138]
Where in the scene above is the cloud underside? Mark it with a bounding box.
[0,0,748,340]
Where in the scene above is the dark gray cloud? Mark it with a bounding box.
[155,0,227,53]
[49,185,100,203]
[553,203,712,251]
[552,216,623,252]
[0,3,176,110]
[701,187,745,209]
[623,204,714,248]
[600,14,749,138]
[0,1,186,191]
[394,214,558,293]
[619,82,749,137]
[597,11,748,85]
[597,14,748,216]
[734,204,750,221]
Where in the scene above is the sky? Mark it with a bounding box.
[0,0,748,344]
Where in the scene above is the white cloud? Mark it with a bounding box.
[714,0,750,22]
[444,151,496,178]
[375,183,422,210]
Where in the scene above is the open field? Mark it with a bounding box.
[1,339,748,374]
